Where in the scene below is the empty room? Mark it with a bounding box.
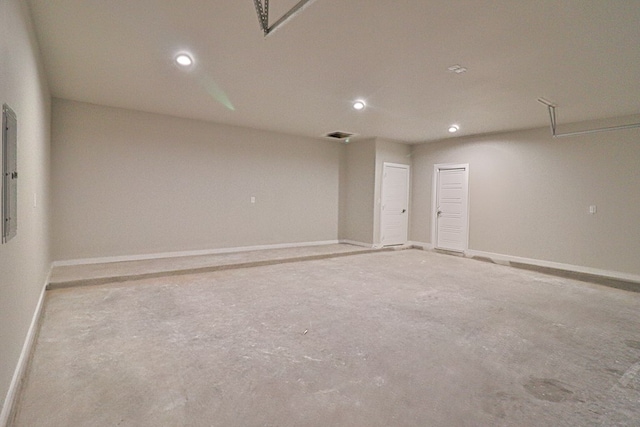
[2,0,640,425]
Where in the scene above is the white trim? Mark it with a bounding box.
[339,240,374,248]
[52,240,340,267]
[380,162,410,168]
[432,163,470,252]
[380,162,410,247]
[465,249,640,284]
[0,274,49,427]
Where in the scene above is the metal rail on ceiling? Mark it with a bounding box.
[537,98,640,138]
[253,0,317,36]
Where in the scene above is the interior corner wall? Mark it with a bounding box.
[337,143,348,239]
[338,138,376,244]
[410,117,640,277]
[372,138,411,245]
[0,0,51,420]
[51,99,341,261]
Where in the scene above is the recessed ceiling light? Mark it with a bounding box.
[447,64,467,74]
[448,124,460,133]
[353,100,366,111]
[175,53,193,67]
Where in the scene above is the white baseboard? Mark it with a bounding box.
[339,240,374,248]
[52,240,341,268]
[465,249,640,284]
[0,275,48,427]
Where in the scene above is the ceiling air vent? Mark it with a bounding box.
[324,131,354,140]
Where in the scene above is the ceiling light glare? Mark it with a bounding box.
[175,54,193,67]
[448,125,460,133]
[353,100,366,111]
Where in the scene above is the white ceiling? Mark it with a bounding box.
[27,0,640,143]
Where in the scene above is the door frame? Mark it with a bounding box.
[431,163,469,252]
[380,162,410,246]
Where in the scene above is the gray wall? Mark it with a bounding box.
[0,0,51,419]
[410,117,640,276]
[338,139,376,244]
[52,99,342,260]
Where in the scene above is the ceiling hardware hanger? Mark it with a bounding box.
[537,98,640,138]
[253,0,317,36]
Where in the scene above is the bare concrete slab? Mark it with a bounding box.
[13,250,640,426]
[49,243,380,289]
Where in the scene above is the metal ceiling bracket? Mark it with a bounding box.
[253,0,317,36]
[537,98,640,138]
[253,0,269,35]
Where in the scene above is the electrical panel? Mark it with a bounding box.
[2,104,17,243]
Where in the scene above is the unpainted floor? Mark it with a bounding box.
[12,248,640,426]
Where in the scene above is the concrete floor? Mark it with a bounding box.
[48,243,378,289]
[12,248,640,426]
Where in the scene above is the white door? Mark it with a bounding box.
[433,164,469,252]
[381,163,410,246]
